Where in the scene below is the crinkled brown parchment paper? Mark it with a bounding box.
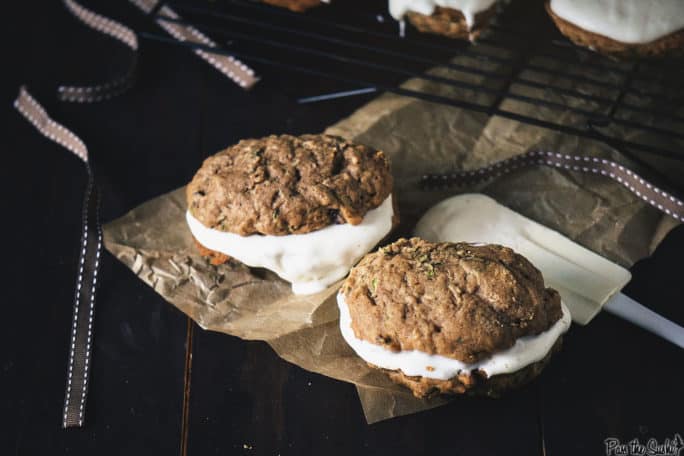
[104,44,681,423]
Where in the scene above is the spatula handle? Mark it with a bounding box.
[604,293,684,349]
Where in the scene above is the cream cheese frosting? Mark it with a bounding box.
[549,0,684,44]
[338,292,571,380]
[187,195,394,295]
[389,0,497,28]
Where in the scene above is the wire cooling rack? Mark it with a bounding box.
[138,0,684,169]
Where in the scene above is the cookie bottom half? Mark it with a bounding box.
[379,337,563,399]
[546,1,684,59]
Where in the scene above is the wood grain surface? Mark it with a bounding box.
[2,1,682,455]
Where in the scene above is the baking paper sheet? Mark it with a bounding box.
[104,45,680,423]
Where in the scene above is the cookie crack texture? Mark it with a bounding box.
[187,134,393,236]
[343,238,563,364]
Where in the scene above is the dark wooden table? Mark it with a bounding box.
[3,1,683,455]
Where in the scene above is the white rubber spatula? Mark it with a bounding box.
[414,193,684,348]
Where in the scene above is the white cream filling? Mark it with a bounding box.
[389,0,497,29]
[338,292,571,380]
[550,0,684,44]
[187,195,394,295]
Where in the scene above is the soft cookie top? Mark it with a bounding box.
[342,238,563,364]
[187,134,393,236]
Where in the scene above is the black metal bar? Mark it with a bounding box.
[532,52,684,105]
[140,32,684,161]
[154,13,684,140]
[186,1,655,117]
[170,0,684,120]
[512,76,684,124]
[486,26,534,116]
[549,39,684,80]
[170,0,520,65]
[608,63,638,120]
[484,29,684,106]
[221,0,684,102]
[157,8,511,80]
[151,14,501,95]
[522,61,684,109]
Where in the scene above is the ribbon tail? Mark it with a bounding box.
[421,150,684,224]
[14,86,103,428]
[129,0,259,89]
[59,0,138,102]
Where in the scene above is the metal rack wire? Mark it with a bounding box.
[139,0,684,169]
